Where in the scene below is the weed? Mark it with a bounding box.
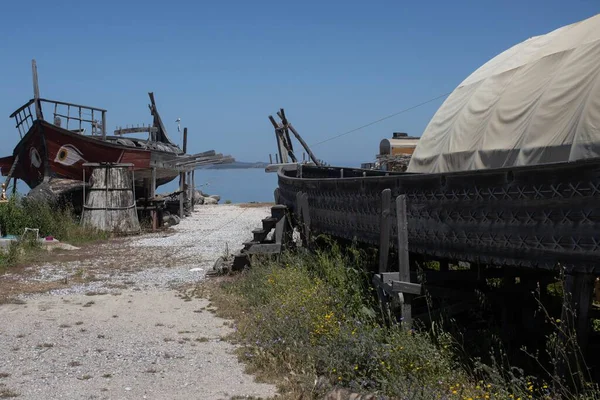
[35,343,53,349]
[209,245,600,399]
[82,301,95,307]
[0,196,109,270]
[0,388,19,398]
[102,374,112,378]
[78,375,92,380]
[196,337,209,343]
[68,361,81,367]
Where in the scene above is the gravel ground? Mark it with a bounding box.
[0,204,277,400]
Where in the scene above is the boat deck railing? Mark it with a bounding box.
[10,98,107,139]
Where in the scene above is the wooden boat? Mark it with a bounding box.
[0,61,232,198]
[0,95,181,191]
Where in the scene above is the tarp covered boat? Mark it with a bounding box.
[409,14,600,173]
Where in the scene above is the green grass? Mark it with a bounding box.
[208,245,600,399]
[0,195,109,269]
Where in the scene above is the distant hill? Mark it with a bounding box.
[199,161,269,170]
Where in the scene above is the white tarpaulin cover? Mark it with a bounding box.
[408,14,600,173]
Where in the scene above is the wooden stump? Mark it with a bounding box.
[81,163,140,233]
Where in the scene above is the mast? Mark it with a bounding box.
[32,59,43,120]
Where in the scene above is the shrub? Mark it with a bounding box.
[210,245,600,399]
[0,195,108,269]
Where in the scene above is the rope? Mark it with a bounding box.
[310,91,452,148]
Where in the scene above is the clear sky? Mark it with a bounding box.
[1,0,597,165]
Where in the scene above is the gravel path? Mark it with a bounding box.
[0,204,277,400]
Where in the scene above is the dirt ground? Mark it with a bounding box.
[0,204,277,400]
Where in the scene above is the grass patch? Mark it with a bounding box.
[0,388,19,398]
[0,196,109,270]
[209,245,600,399]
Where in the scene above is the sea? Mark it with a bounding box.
[161,168,279,203]
[12,161,362,203]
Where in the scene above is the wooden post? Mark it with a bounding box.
[32,60,43,120]
[150,167,157,231]
[340,169,344,178]
[269,154,273,164]
[439,260,449,272]
[12,177,16,195]
[378,189,391,273]
[183,127,188,154]
[301,193,310,247]
[296,191,310,247]
[275,153,279,164]
[179,171,185,218]
[101,111,107,140]
[562,272,594,354]
[191,170,195,212]
[396,194,412,326]
[287,122,320,166]
[150,168,156,198]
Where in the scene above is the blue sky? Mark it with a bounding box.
[1,0,597,165]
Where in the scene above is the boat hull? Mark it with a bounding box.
[3,120,179,191]
[277,160,600,273]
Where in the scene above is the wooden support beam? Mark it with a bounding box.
[191,170,195,212]
[179,172,184,218]
[397,194,412,327]
[296,191,311,247]
[562,272,594,353]
[32,60,43,120]
[150,168,156,198]
[183,127,188,154]
[378,189,391,273]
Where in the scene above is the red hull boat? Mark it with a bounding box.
[0,61,233,199]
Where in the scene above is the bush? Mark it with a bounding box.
[0,195,108,269]
[210,245,600,399]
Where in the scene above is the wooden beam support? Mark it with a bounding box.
[378,189,391,273]
[396,194,412,327]
[191,170,195,212]
[179,172,184,218]
[183,127,188,154]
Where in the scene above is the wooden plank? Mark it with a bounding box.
[274,217,286,244]
[150,168,156,198]
[301,192,311,246]
[32,60,43,120]
[378,189,391,273]
[246,243,282,255]
[391,281,422,295]
[183,127,188,154]
[179,172,184,218]
[397,194,409,280]
[396,194,412,326]
[563,273,594,353]
[191,170,195,212]
[380,272,400,283]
